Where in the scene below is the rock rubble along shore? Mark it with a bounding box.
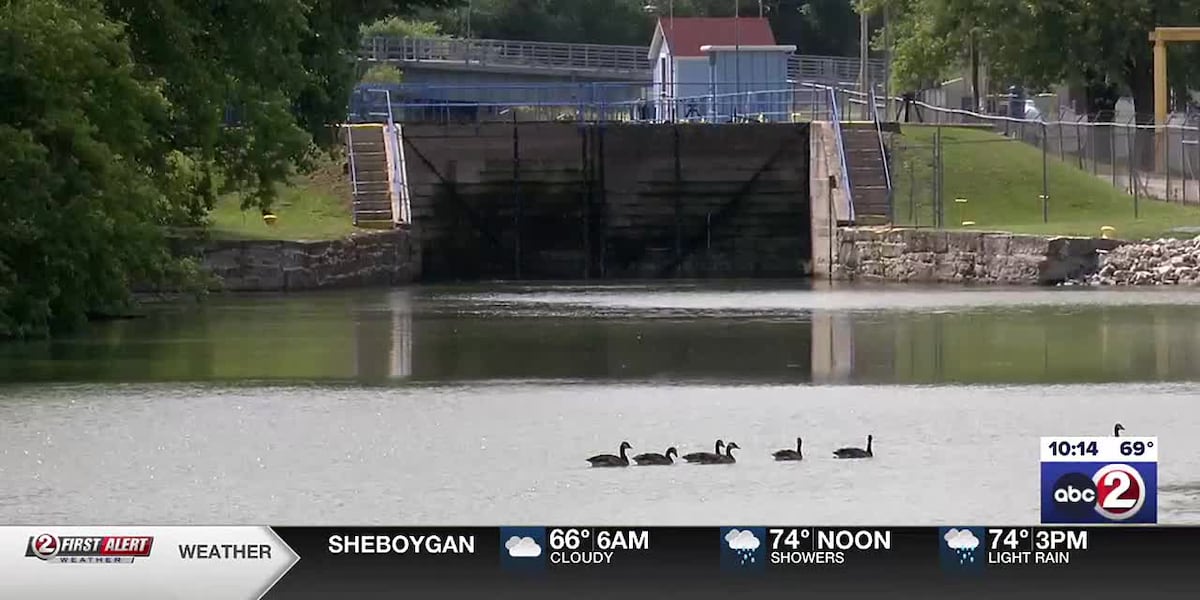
[1084,235,1200,286]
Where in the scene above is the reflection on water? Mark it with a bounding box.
[4,282,1200,385]
[4,282,1200,525]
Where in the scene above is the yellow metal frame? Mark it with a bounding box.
[1150,27,1200,168]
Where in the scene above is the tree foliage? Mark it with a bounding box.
[1,0,448,337]
[361,16,446,38]
[416,0,860,55]
[873,0,1200,121]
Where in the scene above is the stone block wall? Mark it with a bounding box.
[834,227,1125,285]
[192,229,418,292]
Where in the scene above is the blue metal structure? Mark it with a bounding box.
[703,47,794,122]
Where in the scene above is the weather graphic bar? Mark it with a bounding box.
[2,526,1200,598]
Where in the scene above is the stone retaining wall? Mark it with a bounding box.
[835,228,1125,285]
[193,229,418,292]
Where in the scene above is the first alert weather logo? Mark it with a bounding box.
[26,533,154,564]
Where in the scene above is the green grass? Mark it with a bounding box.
[208,155,357,241]
[891,125,1200,240]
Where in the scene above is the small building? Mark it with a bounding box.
[647,17,795,122]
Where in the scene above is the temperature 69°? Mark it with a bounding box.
[549,529,591,550]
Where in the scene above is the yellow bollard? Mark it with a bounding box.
[262,213,278,227]
[1100,225,1115,239]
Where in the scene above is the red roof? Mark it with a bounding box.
[654,17,777,58]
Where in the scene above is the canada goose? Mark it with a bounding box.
[682,440,724,463]
[633,447,678,466]
[587,441,632,467]
[1114,423,1125,437]
[772,437,803,461]
[697,442,740,464]
[833,435,873,459]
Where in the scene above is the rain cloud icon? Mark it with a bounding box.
[505,536,543,558]
[724,529,761,566]
[943,528,980,565]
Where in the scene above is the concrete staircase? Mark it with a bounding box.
[840,125,892,224]
[345,124,397,227]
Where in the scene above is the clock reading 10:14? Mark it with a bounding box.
[1046,440,1098,457]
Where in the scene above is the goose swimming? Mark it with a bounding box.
[772,437,803,461]
[1114,423,1125,437]
[633,447,678,466]
[683,440,724,463]
[833,435,873,459]
[697,442,740,464]
[587,441,632,467]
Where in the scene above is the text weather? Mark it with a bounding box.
[985,528,1088,565]
[1039,436,1158,524]
[767,528,892,566]
[545,528,650,565]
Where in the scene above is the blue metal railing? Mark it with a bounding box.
[353,82,823,124]
[828,88,855,222]
[868,87,893,222]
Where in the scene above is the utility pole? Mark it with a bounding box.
[858,7,869,94]
[735,0,741,120]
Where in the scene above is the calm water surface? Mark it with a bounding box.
[2,281,1200,524]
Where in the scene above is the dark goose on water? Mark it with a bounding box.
[633,447,678,466]
[697,442,740,465]
[587,442,632,467]
[833,435,873,459]
[682,440,724,463]
[772,437,803,461]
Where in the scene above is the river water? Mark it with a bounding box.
[2,281,1199,525]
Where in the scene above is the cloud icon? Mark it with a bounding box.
[724,529,761,551]
[943,528,980,551]
[505,536,542,558]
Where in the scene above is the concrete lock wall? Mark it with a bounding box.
[402,122,813,280]
[190,229,419,292]
[832,228,1125,285]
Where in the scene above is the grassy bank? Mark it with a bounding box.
[208,154,356,241]
[892,125,1200,240]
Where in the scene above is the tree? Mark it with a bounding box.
[0,0,194,336]
[2,0,451,337]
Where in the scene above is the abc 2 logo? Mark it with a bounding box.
[1040,462,1157,524]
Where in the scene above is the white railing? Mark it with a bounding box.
[346,125,361,226]
[868,87,893,220]
[360,36,887,86]
[360,36,651,74]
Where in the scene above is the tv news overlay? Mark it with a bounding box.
[1040,435,1158,524]
[0,526,297,600]
[5,526,1200,598]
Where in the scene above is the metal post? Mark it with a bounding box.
[1167,124,1173,201]
[1111,123,1117,188]
[673,124,683,272]
[1041,122,1049,223]
[827,175,835,280]
[934,125,942,228]
[734,0,741,121]
[1128,120,1139,218]
[512,113,522,278]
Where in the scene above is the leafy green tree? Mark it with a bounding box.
[361,64,406,84]
[361,16,447,38]
[0,0,196,336]
[2,0,450,336]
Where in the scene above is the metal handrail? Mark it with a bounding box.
[383,89,402,226]
[360,36,652,73]
[828,88,855,222]
[346,125,360,226]
[868,87,893,220]
[360,36,888,85]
